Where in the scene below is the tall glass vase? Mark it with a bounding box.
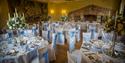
[111,31,117,57]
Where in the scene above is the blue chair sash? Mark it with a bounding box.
[83,33,91,43]
[69,31,76,52]
[39,50,49,63]
[27,49,38,63]
[91,29,95,39]
[44,25,48,31]
[57,32,64,45]
[47,30,51,41]
[57,32,61,42]
[44,51,49,63]
[70,31,75,38]
[52,33,57,49]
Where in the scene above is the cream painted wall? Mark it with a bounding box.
[48,0,91,21]
[0,0,9,29]
[48,0,120,21]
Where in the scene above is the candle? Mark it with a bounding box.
[115,11,118,20]
[15,8,18,17]
[23,13,25,18]
[14,13,16,18]
[119,0,124,14]
[8,13,11,20]
[108,11,111,17]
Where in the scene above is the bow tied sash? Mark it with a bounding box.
[47,30,51,41]
[52,33,57,49]
[39,49,49,63]
[57,32,64,45]
[69,31,76,52]
[27,49,38,63]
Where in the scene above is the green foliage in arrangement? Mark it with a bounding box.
[104,14,125,35]
[7,9,27,30]
[60,16,68,21]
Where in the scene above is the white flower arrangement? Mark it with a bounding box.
[7,8,27,30]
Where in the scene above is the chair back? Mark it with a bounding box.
[67,51,75,63]
[83,32,91,43]
[38,47,49,63]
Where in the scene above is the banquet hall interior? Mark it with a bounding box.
[0,0,125,63]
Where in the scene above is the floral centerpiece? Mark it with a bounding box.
[104,14,125,35]
[104,12,125,58]
[104,17,115,32]
[7,9,27,30]
[60,16,68,21]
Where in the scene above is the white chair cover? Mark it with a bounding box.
[56,32,65,45]
[76,30,80,42]
[26,49,38,63]
[31,57,39,63]
[83,32,91,43]
[68,31,76,52]
[42,30,48,40]
[38,47,49,63]
[67,51,75,63]
[26,30,33,36]
[48,45,56,61]
[65,31,69,42]
[0,34,8,41]
[32,26,37,36]
[67,50,82,63]
[88,23,96,32]
[80,23,87,31]
[92,32,99,40]
[52,33,57,49]
[102,32,113,43]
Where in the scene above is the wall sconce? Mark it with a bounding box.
[50,9,54,14]
[61,9,67,15]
